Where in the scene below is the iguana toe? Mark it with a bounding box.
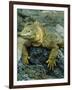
[23,59,29,64]
[46,59,56,70]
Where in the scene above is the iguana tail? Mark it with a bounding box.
[56,24,64,48]
[58,39,64,48]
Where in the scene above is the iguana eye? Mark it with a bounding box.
[28,31,30,32]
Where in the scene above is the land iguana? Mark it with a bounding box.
[18,21,64,70]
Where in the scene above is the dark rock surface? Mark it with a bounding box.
[17,9,64,81]
[17,47,64,81]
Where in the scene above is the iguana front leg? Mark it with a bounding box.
[22,45,29,64]
[46,45,59,70]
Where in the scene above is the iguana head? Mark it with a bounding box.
[18,24,37,40]
[18,21,43,43]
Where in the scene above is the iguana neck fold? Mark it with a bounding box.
[31,25,44,46]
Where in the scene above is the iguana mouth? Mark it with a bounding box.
[18,33,35,40]
[18,32,30,37]
[21,33,31,36]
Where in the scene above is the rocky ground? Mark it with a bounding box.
[17,9,64,81]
